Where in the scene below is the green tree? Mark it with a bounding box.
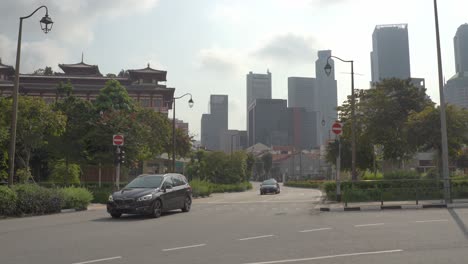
[407,104,468,162]
[49,95,95,176]
[56,80,74,98]
[0,97,66,172]
[94,79,135,113]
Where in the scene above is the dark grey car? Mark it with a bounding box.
[107,174,192,218]
[260,179,280,195]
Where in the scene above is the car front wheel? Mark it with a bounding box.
[110,212,121,218]
[182,196,192,212]
[150,199,162,218]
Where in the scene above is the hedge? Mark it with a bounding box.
[190,180,212,197]
[323,179,468,202]
[13,184,63,215]
[0,186,17,216]
[284,180,324,189]
[61,187,93,210]
[210,182,252,193]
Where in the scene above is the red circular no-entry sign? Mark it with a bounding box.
[113,134,124,146]
[332,122,342,135]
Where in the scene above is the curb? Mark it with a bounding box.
[60,208,87,213]
[319,203,468,212]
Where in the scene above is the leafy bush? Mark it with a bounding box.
[17,168,32,184]
[88,187,113,204]
[361,170,384,180]
[190,180,212,197]
[50,160,81,186]
[210,182,252,193]
[13,184,63,215]
[284,180,323,189]
[383,170,420,180]
[0,186,17,216]
[61,187,93,210]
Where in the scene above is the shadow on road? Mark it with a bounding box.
[448,208,468,240]
[91,211,182,222]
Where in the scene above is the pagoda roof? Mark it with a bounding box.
[0,58,15,75]
[127,64,167,82]
[58,61,102,76]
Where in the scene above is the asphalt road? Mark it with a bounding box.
[1,183,468,264]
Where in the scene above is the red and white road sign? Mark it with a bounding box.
[113,134,124,146]
[332,122,342,135]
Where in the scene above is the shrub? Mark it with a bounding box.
[190,180,212,197]
[88,187,113,204]
[210,182,252,193]
[0,186,17,216]
[284,180,323,189]
[13,184,63,215]
[50,160,81,186]
[383,170,420,180]
[16,168,32,184]
[361,170,383,180]
[61,187,93,210]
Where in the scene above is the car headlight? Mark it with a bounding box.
[108,195,114,202]
[137,194,153,202]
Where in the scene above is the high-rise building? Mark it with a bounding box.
[455,24,468,74]
[446,24,468,108]
[288,77,320,150]
[288,77,318,111]
[315,50,338,145]
[248,99,288,147]
[174,119,189,136]
[371,24,411,83]
[246,70,272,114]
[220,130,248,153]
[200,95,228,150]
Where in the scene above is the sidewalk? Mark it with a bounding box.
[319,199,468,212]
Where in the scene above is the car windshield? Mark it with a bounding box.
[262,180,277,185]
[124,175,163,189]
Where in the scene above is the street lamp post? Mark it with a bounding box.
[324,56,357,181]
[433,0,451,203]
[170,93,193,173]
[8,6,53,187]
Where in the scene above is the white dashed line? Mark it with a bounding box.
[72,256,122,264]
[354,223,385,227]
[299,227,332,233]
[242,249,404,264]
[162,243,206,252]
[413,219,449,223]
[238,235,275,241]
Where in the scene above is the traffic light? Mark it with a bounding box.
[115,147,126,165]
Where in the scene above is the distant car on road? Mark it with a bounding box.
[260,179,280,195]
[107,174,192,218]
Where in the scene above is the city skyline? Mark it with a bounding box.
[1,0,467,139]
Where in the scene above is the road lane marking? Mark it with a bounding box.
[238,235,275,241]
[72,256,122,264]
[162,243,206,251]
[242,249,404,264]
[299,227,332,233]
[354,223,385,227]
[413,219,448,223]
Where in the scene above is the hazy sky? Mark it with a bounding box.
[1,0,467,140]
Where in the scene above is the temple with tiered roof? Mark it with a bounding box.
[0,59,175,114]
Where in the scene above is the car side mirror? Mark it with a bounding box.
[164,185,173,192]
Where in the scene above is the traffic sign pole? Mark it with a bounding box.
[115,146,120,190]
[336,135,341,202]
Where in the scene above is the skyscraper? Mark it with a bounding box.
[246,70,272,114]
[445,24,468,108]
[315,50,338,145]
[288,77,320,150]
[200,95,228,150]
[248,99,288,147]
[455,24,468,74]
[371,24,411,83]
[288,77,318,111]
